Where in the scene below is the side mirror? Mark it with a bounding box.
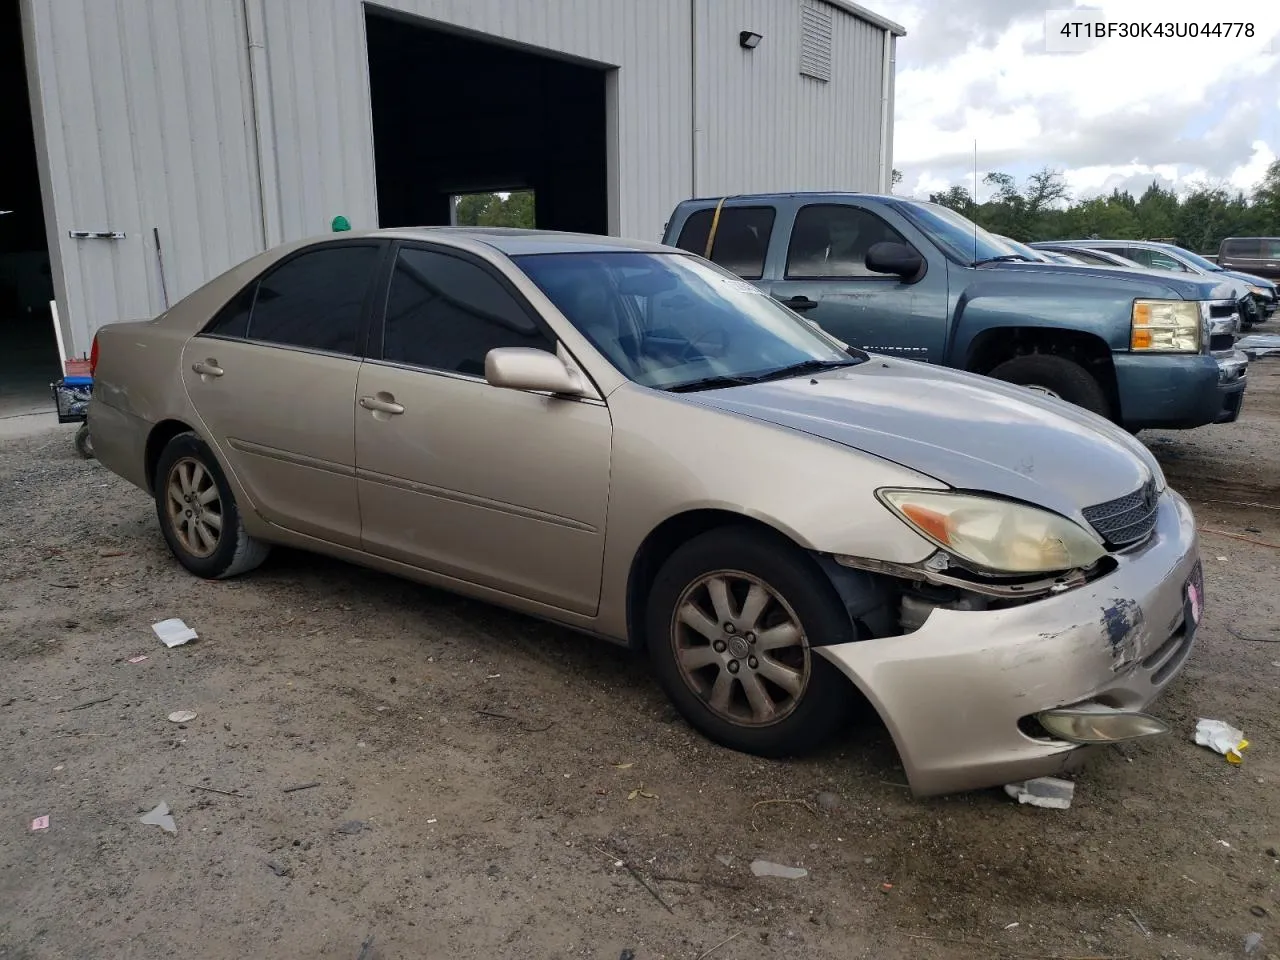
[484,347,584,396]
[866,242,926,282]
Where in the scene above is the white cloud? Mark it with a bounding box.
[881,0,1280,198]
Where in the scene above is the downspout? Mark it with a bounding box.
[878,27,893,192]
[242,0,282,248]
[690,0,699,197]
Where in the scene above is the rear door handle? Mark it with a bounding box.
[359,395,405,415]
[191,359,224,378]
[779,296,819,312]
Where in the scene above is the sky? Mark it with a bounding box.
[873,0,1280,203]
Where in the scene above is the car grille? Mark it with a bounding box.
[1208,302,1236,319]
[1082,478,1160,548]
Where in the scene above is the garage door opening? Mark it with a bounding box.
[366,10,612,235]
[0,0,59,420]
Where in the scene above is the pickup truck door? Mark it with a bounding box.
[767,202,949,363]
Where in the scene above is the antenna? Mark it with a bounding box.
[973,139,979,262]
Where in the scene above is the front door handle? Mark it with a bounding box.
[779,296,819,312]
[191,359,224,378]
[359,395,405,415]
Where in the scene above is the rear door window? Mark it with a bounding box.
[785,204,911,279]
[674,207,776,280]
[243,244,382,355]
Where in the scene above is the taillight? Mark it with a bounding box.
[89,334,100,377]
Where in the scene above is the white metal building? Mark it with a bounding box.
[9,0,902,365]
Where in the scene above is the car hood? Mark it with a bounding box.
[681,359,1162,525]
[989,260,1241,301]
[1221,269,1277,293]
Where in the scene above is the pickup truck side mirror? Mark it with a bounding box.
[866,242,926,283]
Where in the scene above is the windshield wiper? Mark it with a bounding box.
[666,374,758,393]
[746,358,863,383]
[971,254,1035,266]
[666,359,860,393]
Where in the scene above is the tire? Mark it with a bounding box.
[153,431,270,579]
[988,354,1110,418]
[645,526,858,758]
[73,422,94,460]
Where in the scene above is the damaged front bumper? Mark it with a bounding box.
[818,490,1202,797]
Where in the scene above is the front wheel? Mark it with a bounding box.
[645,527,857,757]
[153,431,270,579]
[988,354,1110,418]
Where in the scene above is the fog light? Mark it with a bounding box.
[1036,705,1170,743]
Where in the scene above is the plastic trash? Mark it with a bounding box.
[167,710,197,723]
[140,801,177,834]
[750,859,808,879]
[152,618,197,648]
[1003,776,1075,809]
[1244,931,1263,955]
[1194,718,1248,764]
[30,815,49,831]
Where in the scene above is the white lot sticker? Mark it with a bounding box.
[719,277,766,297]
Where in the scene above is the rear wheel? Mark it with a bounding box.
[153,432,269,579]
[988,354,1110,418]
[645,527,856,757]
[73,422,94,460]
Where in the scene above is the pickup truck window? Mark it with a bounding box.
[785,205,911,279]
[674,207,776,280]
[1224,239,1263,258]
[893,200,1015,265]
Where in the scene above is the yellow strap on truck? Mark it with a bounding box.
[703,196,728,259]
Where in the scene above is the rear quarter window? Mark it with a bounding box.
[673,206,776,280]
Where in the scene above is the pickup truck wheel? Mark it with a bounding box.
[988,355,1110,418]
[645,527,855,758]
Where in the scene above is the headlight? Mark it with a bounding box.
[1130,299,1201,352]
[877,489,1107,574]
[1248,285,1270,298]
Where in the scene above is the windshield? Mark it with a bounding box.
[513,251,855,390]
[893,200,1017,265]
[997,236,1048,262]
[1159,244,1222,272]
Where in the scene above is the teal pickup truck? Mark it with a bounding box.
[663,194,1248,431]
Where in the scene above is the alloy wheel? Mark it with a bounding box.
[165,457,223,558]
[670,571,811,726]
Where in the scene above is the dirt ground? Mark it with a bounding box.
[2,348,1279,960]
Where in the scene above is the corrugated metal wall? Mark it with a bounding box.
[21,0,263,356]
[693,0,887,197]
[24,0,894,355]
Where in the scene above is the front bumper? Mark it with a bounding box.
[818,490,1201,796]
[1113,352,1246,430]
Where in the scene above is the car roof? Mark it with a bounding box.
[309,226,676,257]
[681,191,891,204]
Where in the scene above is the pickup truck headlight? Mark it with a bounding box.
[877,489,1107,574]
[1130,299,1201,352]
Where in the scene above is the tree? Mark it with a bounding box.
[453,191,536,229]
[927,185,976,217]
[891,168,903,188]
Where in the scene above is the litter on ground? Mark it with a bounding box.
[750,860,808,879]
[30,815,49,831]
[1003,777,1075,809]
[1194,718,1248,764]
[152,618,198,648]
[167,710,198,723]
[139,801,177,834]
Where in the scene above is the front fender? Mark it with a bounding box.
[593,384,942,638]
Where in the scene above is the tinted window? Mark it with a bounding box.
[1072,249,1119,266]
[247,245,380,354]
[382,247,553,377]
[1225,239,1263,258]
[515,251,852,390]
[206,286,255,338]
[786,205,910,278]
[674,207,776,280]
